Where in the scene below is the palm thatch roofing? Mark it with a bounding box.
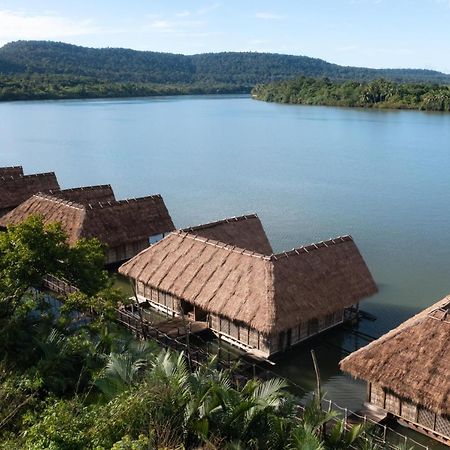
[0,172,60,213]
[182,214,273,255]
[0,166,24,177]
[0,193,175,247]
[119,227,377,334]
[48,185,116,205]
[340,296,450,415]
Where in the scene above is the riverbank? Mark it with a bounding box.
[0,74,250,102]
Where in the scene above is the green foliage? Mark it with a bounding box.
[0,216,115,360]
[0,216,67,299]
[66,238,108,296]
[1,40,450,102]
[252,76,450,111]
[0,216,420,449]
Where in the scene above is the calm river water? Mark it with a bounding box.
[1,95,449,437]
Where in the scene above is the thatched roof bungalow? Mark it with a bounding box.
[0,190,175,265]
[119,215,377,357]
[0,170,59,217]
[340,296,450,445]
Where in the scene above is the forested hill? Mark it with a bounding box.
[1,40,450,101]
[2,40,450,84]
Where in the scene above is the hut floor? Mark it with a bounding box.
[154,318,208,338]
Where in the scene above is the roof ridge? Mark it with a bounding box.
[0,165,22,170]
[269,235,353,261]
[84,194,163,210]
[182,213,259,233]
[50,184,113,194]
[0,171,56,182]
[173,230,271,260]
[34,192,85,210]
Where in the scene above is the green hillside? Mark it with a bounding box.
[1,40,449,101]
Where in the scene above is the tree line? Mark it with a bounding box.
[252,77,450,111]
[1,40,450,102]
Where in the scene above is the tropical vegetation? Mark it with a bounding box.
[0,216,412,449]
[252,77,450,111]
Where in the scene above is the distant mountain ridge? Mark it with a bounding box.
[1,40,450,86]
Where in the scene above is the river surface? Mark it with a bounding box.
[1,95,449,444]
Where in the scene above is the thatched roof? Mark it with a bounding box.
[119,231,377,334]
[340,296,450,415]
[48,185,116,205]
[182,214,273,255]
[0,172,60,212]
[0,166,24,177]
[0,193,175,247]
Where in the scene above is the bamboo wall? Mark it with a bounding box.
[209,314,270,355]
[269,309,344,354]
[106,239,149,264]
[134,280,347,357]
[369,383,450,440]
[136,282,180,316]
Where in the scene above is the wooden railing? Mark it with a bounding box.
[42,274,78,295]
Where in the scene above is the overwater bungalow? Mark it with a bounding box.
[340,296,450,445]
[119,214,377,358]
[0,186,175,265]
[0,168,59,217]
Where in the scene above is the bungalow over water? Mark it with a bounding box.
[340,296,450,446]
[0,166,59,217]
[0,185,175,265]
[119,214,377,358]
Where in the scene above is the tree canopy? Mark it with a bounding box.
[252,77,450,112]
[1,40,449,102]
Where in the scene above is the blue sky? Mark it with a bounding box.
[0,0,449,73]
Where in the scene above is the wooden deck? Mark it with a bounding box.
[347,402,388,427]
[154,318,208,338]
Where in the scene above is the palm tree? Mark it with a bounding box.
[95,337,154,399]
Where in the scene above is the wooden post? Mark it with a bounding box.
[311,349,325,438]
[178,298,192,371]
[130,280,147,339]
[311,350,322,402]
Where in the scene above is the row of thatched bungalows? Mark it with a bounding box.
[1,165,449,444]
[0,167,175,264]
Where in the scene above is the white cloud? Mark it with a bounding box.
[255,12,284,20]
[176,11,191,17]
[197,3,221,15]
[144,19,205,34]
[338,45,358,52]
[0,9,101,43]
[147,20,176,32]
